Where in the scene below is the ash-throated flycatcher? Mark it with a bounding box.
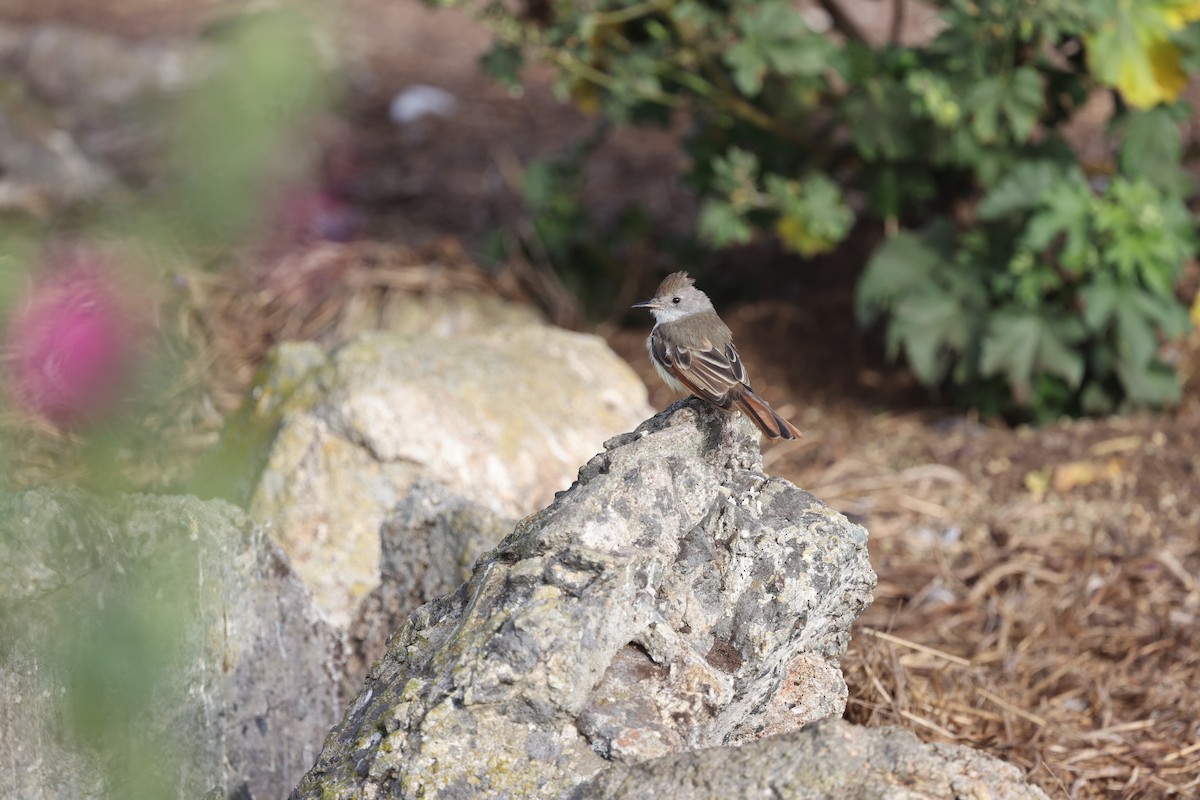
[633,271,802,440]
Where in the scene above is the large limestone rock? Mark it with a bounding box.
[290,399,877,799]
[236,327,653,628]
[572,718,1050,800]
[0,489,342,800]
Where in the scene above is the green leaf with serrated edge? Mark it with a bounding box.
[1022,182,1092,267]
[725,39,766,96]
[710,148,760,194]
[1129,287,1192,339]
[1116,106,1189,197]
[1081,279,1119,332]
[980,311,1085,402]
[892,288,972,385]
[725,1,825,93]
[1115,360,1182,405]
[766,173,853,254]
[698,200,754,247]
[966,77,1004,144]
[1113,297,1158,365]
[1038,320,1087,389]
[856,227,952,324]
[980,312,1042,401]
[978,160,1080,220]
[480,42,524,90]
[1005,67,1045,142]
[768,39,830,78]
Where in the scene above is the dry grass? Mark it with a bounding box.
[772,406,1200,799]
[176,238,528,415]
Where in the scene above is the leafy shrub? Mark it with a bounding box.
[446,0,1200,418]
[482,125,661,325]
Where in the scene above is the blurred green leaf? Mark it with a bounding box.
[725,0,825,95]
[766,173,853,257]
[1022,181,1093,268]
[481,42,525,90]
[1115,358,1182,405]
[981,311,1086,401]
[698,199,754,247]
[1115,106,1190,196]
[856,226,953,324]
[967,68,1044,144]
[891,286,974,385]
[978,159,1080,220]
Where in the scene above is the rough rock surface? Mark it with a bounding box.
[347,478,513,691]
[572,718,1051,800]
[0,489,342,800]
[290,399,877,799]
[240,327,653,628]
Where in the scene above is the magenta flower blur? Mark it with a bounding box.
[5,258,137,426]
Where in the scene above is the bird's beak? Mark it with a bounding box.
[631,298,659,310]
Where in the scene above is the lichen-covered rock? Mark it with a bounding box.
[571,718,1050,800]
[0,489,342,800]
[290,399,877,799]
[230,327,653,628]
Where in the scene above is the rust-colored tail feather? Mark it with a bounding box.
[735,389,803,441]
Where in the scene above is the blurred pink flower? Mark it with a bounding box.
[5,250,140,426]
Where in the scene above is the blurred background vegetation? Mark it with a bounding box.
[463,0,1200,420]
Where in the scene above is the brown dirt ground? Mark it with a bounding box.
[6,2,1200,798]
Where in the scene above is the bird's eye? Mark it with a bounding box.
[672,296,681,304]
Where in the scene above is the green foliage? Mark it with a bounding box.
[860,172,1193,417]
[482,126,664,322]
[455,0,1198,418]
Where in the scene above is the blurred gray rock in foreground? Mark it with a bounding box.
[237,327,653,629]
[346,478,513,692]
[572,718,1050,800]
[290,399,877,799]
[0,489,342,800]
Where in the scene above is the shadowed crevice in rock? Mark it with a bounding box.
[345,479,513,694]
[291,399,876,799]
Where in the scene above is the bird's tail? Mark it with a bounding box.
[735,389,803,441]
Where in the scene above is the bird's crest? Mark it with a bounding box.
[656,271,695,296]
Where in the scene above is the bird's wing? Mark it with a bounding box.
[652,330,748,409]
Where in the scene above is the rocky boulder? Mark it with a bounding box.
[0,489,342,800]
[218,327,652,629]
[290,399,877,798]
[572,718,1050,800]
